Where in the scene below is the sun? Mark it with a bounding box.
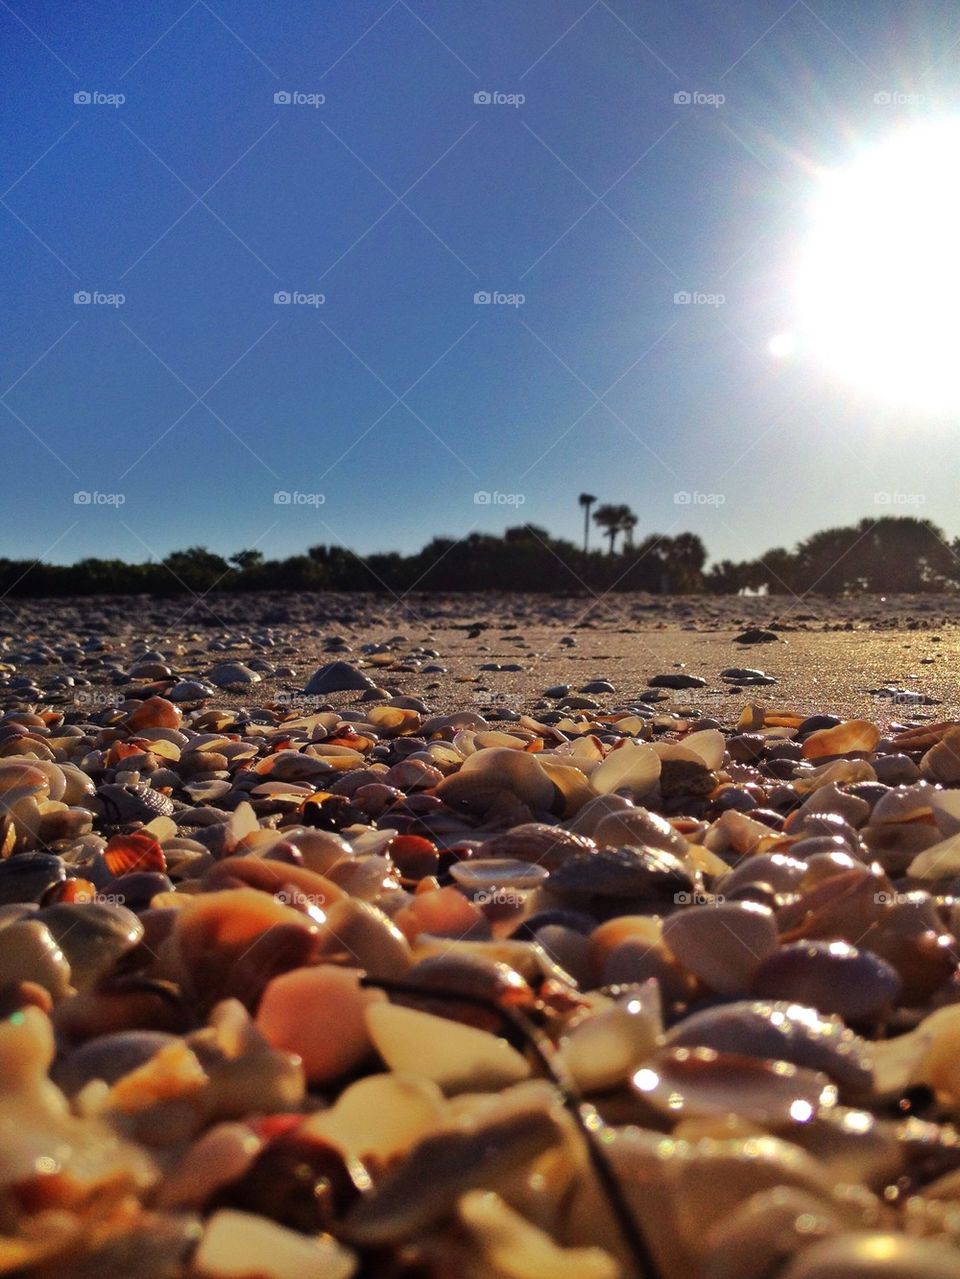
[795,119,960,411]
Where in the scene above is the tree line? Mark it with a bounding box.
[0,514,956,598]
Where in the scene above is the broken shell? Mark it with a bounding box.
[459,1189,619,1279]
[194,1209,356,1279]
[366,1002,530,1092]
[801,720,881,760]
[299,1072,446,1165]
[779,1232,960,1279]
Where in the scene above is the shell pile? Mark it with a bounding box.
[4,658,960,1277]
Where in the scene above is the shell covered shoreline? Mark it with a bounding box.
[2,602,960,1277]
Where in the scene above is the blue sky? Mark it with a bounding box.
[2,0,958,568]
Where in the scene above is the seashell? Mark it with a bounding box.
[208,662,262,689]
[479,823,597,871]
[633,1046,837,1125]
[125,697,181,732]
[169,888,323,1011]
[549,846,695,907]
[590,740,661,799]
[663,901,778,995]
[194,1209,356,1279]
[592,805,689,858]
[801,719,881,759]
[0,918,72,998]
[343,1105,561,1246]
[203,856,343,911]
[566,793,635,837]
[94,782,175,823]
[908,828,960,880]
[397,952,535,1030]
[0,1004,157,1201]
[0,851,65,904]
[459,1189,619,1279]
[167,680,216,701]
[754,940,901,1022]
[666,1000,873,1095]
[303,661,376,695]
[921,726,960,784]
[364,705,422,736]
[436,748,559,817]
[779,1232,960,1279]
[539,759,596,815]
[793,759,876,795]
[590,1127,847,1279]
[300,1072,446,1165]
[394,884,488,942]
[703,807,778,856]
[316,897,412,978]
[776,864,890,944]
[450,858,549,891]
[702,1188,846,1279]
[104,830,167,877]
[366,1002,530,1092]
[719,852,809,896]
[559,985,662,1092]
[52,1029,181,1095]
[155,1121,263,1209]
[256,966,383,1084]
[36,900,143,990]
[793,783,871,829]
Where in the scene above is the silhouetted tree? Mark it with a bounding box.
[579,492,597,552]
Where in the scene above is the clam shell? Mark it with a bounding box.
[663,901,778,995]
[633,1046,838,1125]
[591,741,660,799]
[666,1000,873,1095]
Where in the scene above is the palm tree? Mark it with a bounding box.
[578,492,597,553]
[593,503,635,555]
[622,511,638,549]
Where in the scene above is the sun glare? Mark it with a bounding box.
[796,119,960,411]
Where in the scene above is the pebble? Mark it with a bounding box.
[303,661,376,694]
[648,673,708,689]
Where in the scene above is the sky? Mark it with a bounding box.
[1,0,959,569]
